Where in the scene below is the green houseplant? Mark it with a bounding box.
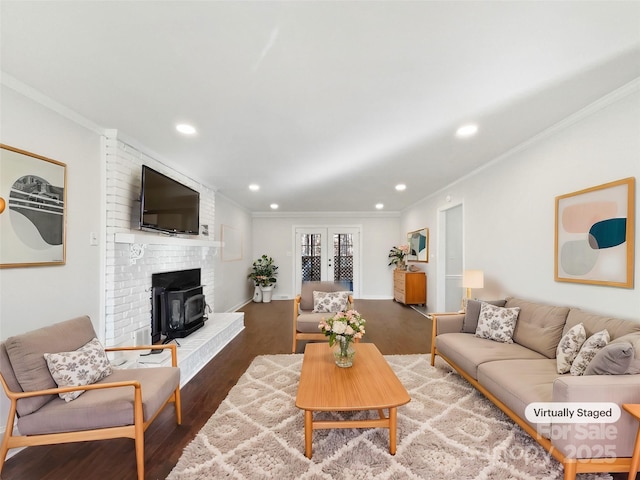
[248,255,279,302]
[388,244,409,270]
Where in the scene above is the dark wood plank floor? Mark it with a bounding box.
[1,299,431,480]
[2,299,632,480]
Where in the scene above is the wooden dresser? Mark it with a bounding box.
[393,270,426,306]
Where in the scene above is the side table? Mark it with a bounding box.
[622,403,640,480]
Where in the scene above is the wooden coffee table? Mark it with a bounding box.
[295,342,411,458]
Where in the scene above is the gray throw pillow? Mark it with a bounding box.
[462,299,507,333]
[584,342,634,375]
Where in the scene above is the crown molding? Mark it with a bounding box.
[1,71,105,135]
[251,210,401,219]
[403,76,640,212]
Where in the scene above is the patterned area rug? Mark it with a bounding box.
[167,354,612,480]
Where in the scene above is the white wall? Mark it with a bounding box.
[0,84,104,441]
[213,194,254,311]
[402,82,640,319]
[251,214,401,299]
[0,85,103,338]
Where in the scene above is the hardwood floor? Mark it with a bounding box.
[0,299,431,480]
[2,299,633,480]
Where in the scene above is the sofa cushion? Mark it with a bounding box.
[462,299,506,333]
[299,281,351,311]
[556,323,586,374]
[296,312,329,334]
[507,297,570,359]
[44,338,113,402]
[584,342,634,375]
[570,329,610,376]
[435,333,546,380]
[563,308,640,341]
[17,366,180,435]
[312,291,350,313]
[477,359,557,435]
[612,332,640,374]
[4,316,98,416]
[475,303,519,343]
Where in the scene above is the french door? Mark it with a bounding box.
[294,226,360,297]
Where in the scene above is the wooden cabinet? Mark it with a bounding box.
[393,270,426,306]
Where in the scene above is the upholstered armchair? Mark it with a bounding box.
[292,281,354,353]
[0,316,181,480]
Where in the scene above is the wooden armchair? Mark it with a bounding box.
[0,316,181,480]
[292,281,353,353]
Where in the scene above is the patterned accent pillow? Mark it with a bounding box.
[475,303,520,343]
[44,337,113,402]
[312,291,350,313]
[556,323,587,374]
[462,299,507,333]
[570,329,610,376]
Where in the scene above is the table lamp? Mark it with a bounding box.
[461,270,484,311]
[463,270,484,299]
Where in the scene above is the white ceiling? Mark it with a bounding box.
[2,1,640,213]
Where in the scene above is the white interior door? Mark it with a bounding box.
[437,203,464,311]
[294,226,360,297]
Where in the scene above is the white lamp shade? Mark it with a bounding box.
[462,270,484,289]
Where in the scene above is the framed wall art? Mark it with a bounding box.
[0,144,67,268]
[555,177,635,288]
[407,227,429,262]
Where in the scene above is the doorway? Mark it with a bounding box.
[294,226,361,298]
[437,203,463,312]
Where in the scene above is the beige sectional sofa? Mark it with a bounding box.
[431,297,640,480]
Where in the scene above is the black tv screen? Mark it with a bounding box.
[140,165,200,235]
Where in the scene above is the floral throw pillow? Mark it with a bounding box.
[475,303,520,343]
[556,323,587,374]
[44,337,113,402]
[570,329,610,376]
[312,291,350,313]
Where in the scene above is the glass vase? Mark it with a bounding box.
[333,337,356,368]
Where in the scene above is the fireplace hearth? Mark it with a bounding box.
[151,268,206,343]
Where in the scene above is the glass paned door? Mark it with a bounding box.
[295,227,360,297]
[300,232,323,282]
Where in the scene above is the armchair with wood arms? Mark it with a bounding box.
[292,281,353,353]
[0,316,181,480]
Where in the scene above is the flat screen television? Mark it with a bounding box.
[140,165,200,235]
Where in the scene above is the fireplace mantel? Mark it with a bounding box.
[114,233,222,264]
[114,232,222,247]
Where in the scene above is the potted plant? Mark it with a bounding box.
[247,255,279,303]
[388,244,409,270]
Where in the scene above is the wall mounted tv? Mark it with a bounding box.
[140,165,200,235]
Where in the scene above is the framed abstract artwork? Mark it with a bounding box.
[555,177,635,288]
[407,227,429,262]
[0,144,67,268]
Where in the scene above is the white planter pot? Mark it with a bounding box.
[260,285,274,303]
[253,285,263,302]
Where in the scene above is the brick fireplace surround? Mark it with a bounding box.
[103,131,243,383]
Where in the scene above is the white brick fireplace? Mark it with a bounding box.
[103,131,218,348]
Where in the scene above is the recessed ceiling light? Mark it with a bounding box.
[456,124,478,138]
[249,184,260,191]
[176,123,197,135]
[270,203,279,209]
[395,184,406,191]
[375,203,384,210]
